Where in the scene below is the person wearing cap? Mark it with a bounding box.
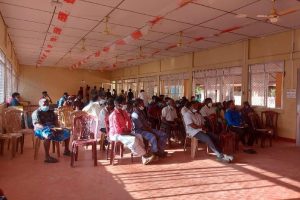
[57,92,69,108]
[41,91,53,104]
[32,98,71,163]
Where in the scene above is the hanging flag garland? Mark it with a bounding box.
[70,0,196,70]
[37,0,77,66]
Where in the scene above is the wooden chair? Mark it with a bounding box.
[261,111,279,138]
[207,114,236,154]
[57,106,74,129]
[71,114,98,167]
[248,112,273,148]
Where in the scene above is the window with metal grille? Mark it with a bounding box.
[123,78,137,96]
[160,73,189,100]
[0,49,5,103]
[139,76,158,97]
[249,61,284,108]
[193,66,242,105]
[5,60,12,103]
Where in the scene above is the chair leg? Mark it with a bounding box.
[75,146,79,161]
[70,144,75,167]
[20,136,24,154]
[269,136,272,147]
[106,142,110,160]
[191,137,198,159]
[120,144,124,158]
[32,134,35,148]
[183,136,188,152]
[93,142,97,166]
[34,138,41,160]
[52,141,55,153]
[0,140,4,155]
[55,142,60,158]
[100,134,105,151]
[110,141,115,165]
[11,137,16,159]
[7,139,10,150]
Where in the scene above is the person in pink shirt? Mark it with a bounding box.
[108,96,155,165]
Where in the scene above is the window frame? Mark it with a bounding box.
[249,61,284,109]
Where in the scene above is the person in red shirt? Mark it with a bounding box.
[108,96,155,165]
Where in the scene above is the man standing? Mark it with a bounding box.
[32,98,71,163]
[138,89,149,107]
[132,99,168,158]
[183,101,233,162]
[109,96,154,165]
[127,89,134,102]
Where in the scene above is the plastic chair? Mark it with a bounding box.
[71,114,98,167]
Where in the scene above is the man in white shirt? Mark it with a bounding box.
[161,99,182,146]
[183,101,233,163]
[138,89,149,107]
[200,98,216,117]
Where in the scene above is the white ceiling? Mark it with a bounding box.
[0,0,300,70]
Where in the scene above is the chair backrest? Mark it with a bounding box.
[261,111,278,129]
[3,109,23,133]
[207,114,218,134]
[58,106,74,127]
[248,112,263,130]
[72,114,98,140]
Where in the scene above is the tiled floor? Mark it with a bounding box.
[1,138,300,200]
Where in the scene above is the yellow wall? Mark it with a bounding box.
[18,65,111,104]
[110,29,300,140]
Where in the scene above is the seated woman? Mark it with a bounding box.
[240,101,254,125]
[32,98,71,163]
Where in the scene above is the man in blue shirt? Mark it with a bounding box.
[57,92,69,108]
[225,100,256,154]
[9,92,21,107]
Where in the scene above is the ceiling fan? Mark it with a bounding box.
[102,16,119,37]
[256,0,300,23]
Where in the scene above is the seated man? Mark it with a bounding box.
[161,99,182,143]
[183,101,233,163]
[109,96,155,165]
[200,98,216,117]
[147,96,161,129]
[57,92,69,108]
[240,101,254,125]
[132,98,168,158]
[180,101,190,116]
[225,100,256,154]
[9,92,21,107]
[32,98,71,163]
[41,91,53,104]
[99,98,114,149]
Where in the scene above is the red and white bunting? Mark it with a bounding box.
[70,0,197,70]
[36,0,76,66]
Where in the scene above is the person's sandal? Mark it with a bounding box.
[44,156,58,163]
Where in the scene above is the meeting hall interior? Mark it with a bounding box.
[1,0,300,199]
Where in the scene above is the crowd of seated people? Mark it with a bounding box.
[5,84,267,165]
